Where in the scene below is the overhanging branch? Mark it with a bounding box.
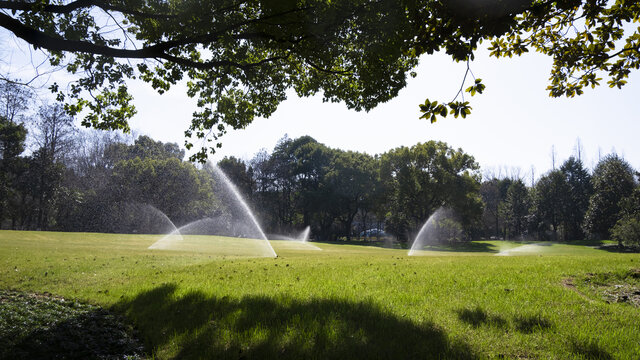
[0,13,287,71]
[0,0,176,19]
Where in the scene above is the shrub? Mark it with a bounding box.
[611,216,640,247]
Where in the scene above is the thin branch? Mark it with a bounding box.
[450,59,471,103]
[305,59,352,75]
[102,9,137,50]
[233,31,307,45]
[606,42,640,60]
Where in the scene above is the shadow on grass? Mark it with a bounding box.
[558,239,639,253]
[570,338,613,360]
[313,239,404,249]
[513,314,553,333]
[457,307,552,334]
[596,244,640,253]
[114,284,479,359]
[0,291,143,360]
[456,307,508,328]
[563,239,609,247]
[417,242,500,253]
[315,240,512,254]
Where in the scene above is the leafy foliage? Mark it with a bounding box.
[500,179,530,239]
[380,141,482,242]
[479,177,514,239]
[0,118,27,160]
[1,0,427,160]
[0,290,144,359]
[532,170,568,240]
[612,185,640,246]
[583,155,636,239]
[611,216,640,247]
[1,121,486,242]
[530,162,593,242]
[3,1,638,157]
[0,116,28,226]
[424,0,640,121]
[560,157,593,240]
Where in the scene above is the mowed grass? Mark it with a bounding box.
[1,230,639,359]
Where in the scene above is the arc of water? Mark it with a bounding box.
[299,226,311,242]
[144,204,184,249]
[408,218,434,256]
[171,218,214,236]
[213,166,277,258]
[408,208,444,256]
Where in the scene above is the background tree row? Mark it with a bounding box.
[480,155,639,246]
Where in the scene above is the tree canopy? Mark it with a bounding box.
[380,141,482,242]
[583,154,636,239]
[1,0,639,159]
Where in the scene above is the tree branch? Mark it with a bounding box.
[450,59,472,103]
[127,6,312,54]
[304,60,352,75]
[0,13,287,71]
[0,0,176,19]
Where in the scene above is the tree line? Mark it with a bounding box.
[1,83,638,245]
[0,84,483,243]
[480,155,640,246]
[218,135,483,243]
[220,138,640,246]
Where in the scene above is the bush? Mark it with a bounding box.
[611,216,640,247]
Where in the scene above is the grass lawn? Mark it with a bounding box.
[1,230,639,359]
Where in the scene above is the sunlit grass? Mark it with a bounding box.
[1,230,639,359]
[149,233,278,257]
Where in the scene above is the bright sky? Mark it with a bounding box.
[2,29,639,180]
[128,45,640,180]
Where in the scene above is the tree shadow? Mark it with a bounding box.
[3,304,143,360]
[314,240,506,254]
[114,284,479,359]
[513,314,553,334]
[418,242,500,253]
[563,239,608,246]
[457,307,552,334]
[456,307,508,328]
[596,244,640,253]
[314,239,402,249]
[570,338,613,360]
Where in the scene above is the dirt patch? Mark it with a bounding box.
[600,285,640,306]
[564,269,640,307]
[561,278,576,289]
[561,278,596,304]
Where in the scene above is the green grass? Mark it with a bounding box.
[1,230,639,359]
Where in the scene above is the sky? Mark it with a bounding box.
[2,29,639,181]
[127,45,640,181]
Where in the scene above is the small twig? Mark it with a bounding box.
[450,59,471,103]
[102,9,137,51]
[305,59,352,75]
